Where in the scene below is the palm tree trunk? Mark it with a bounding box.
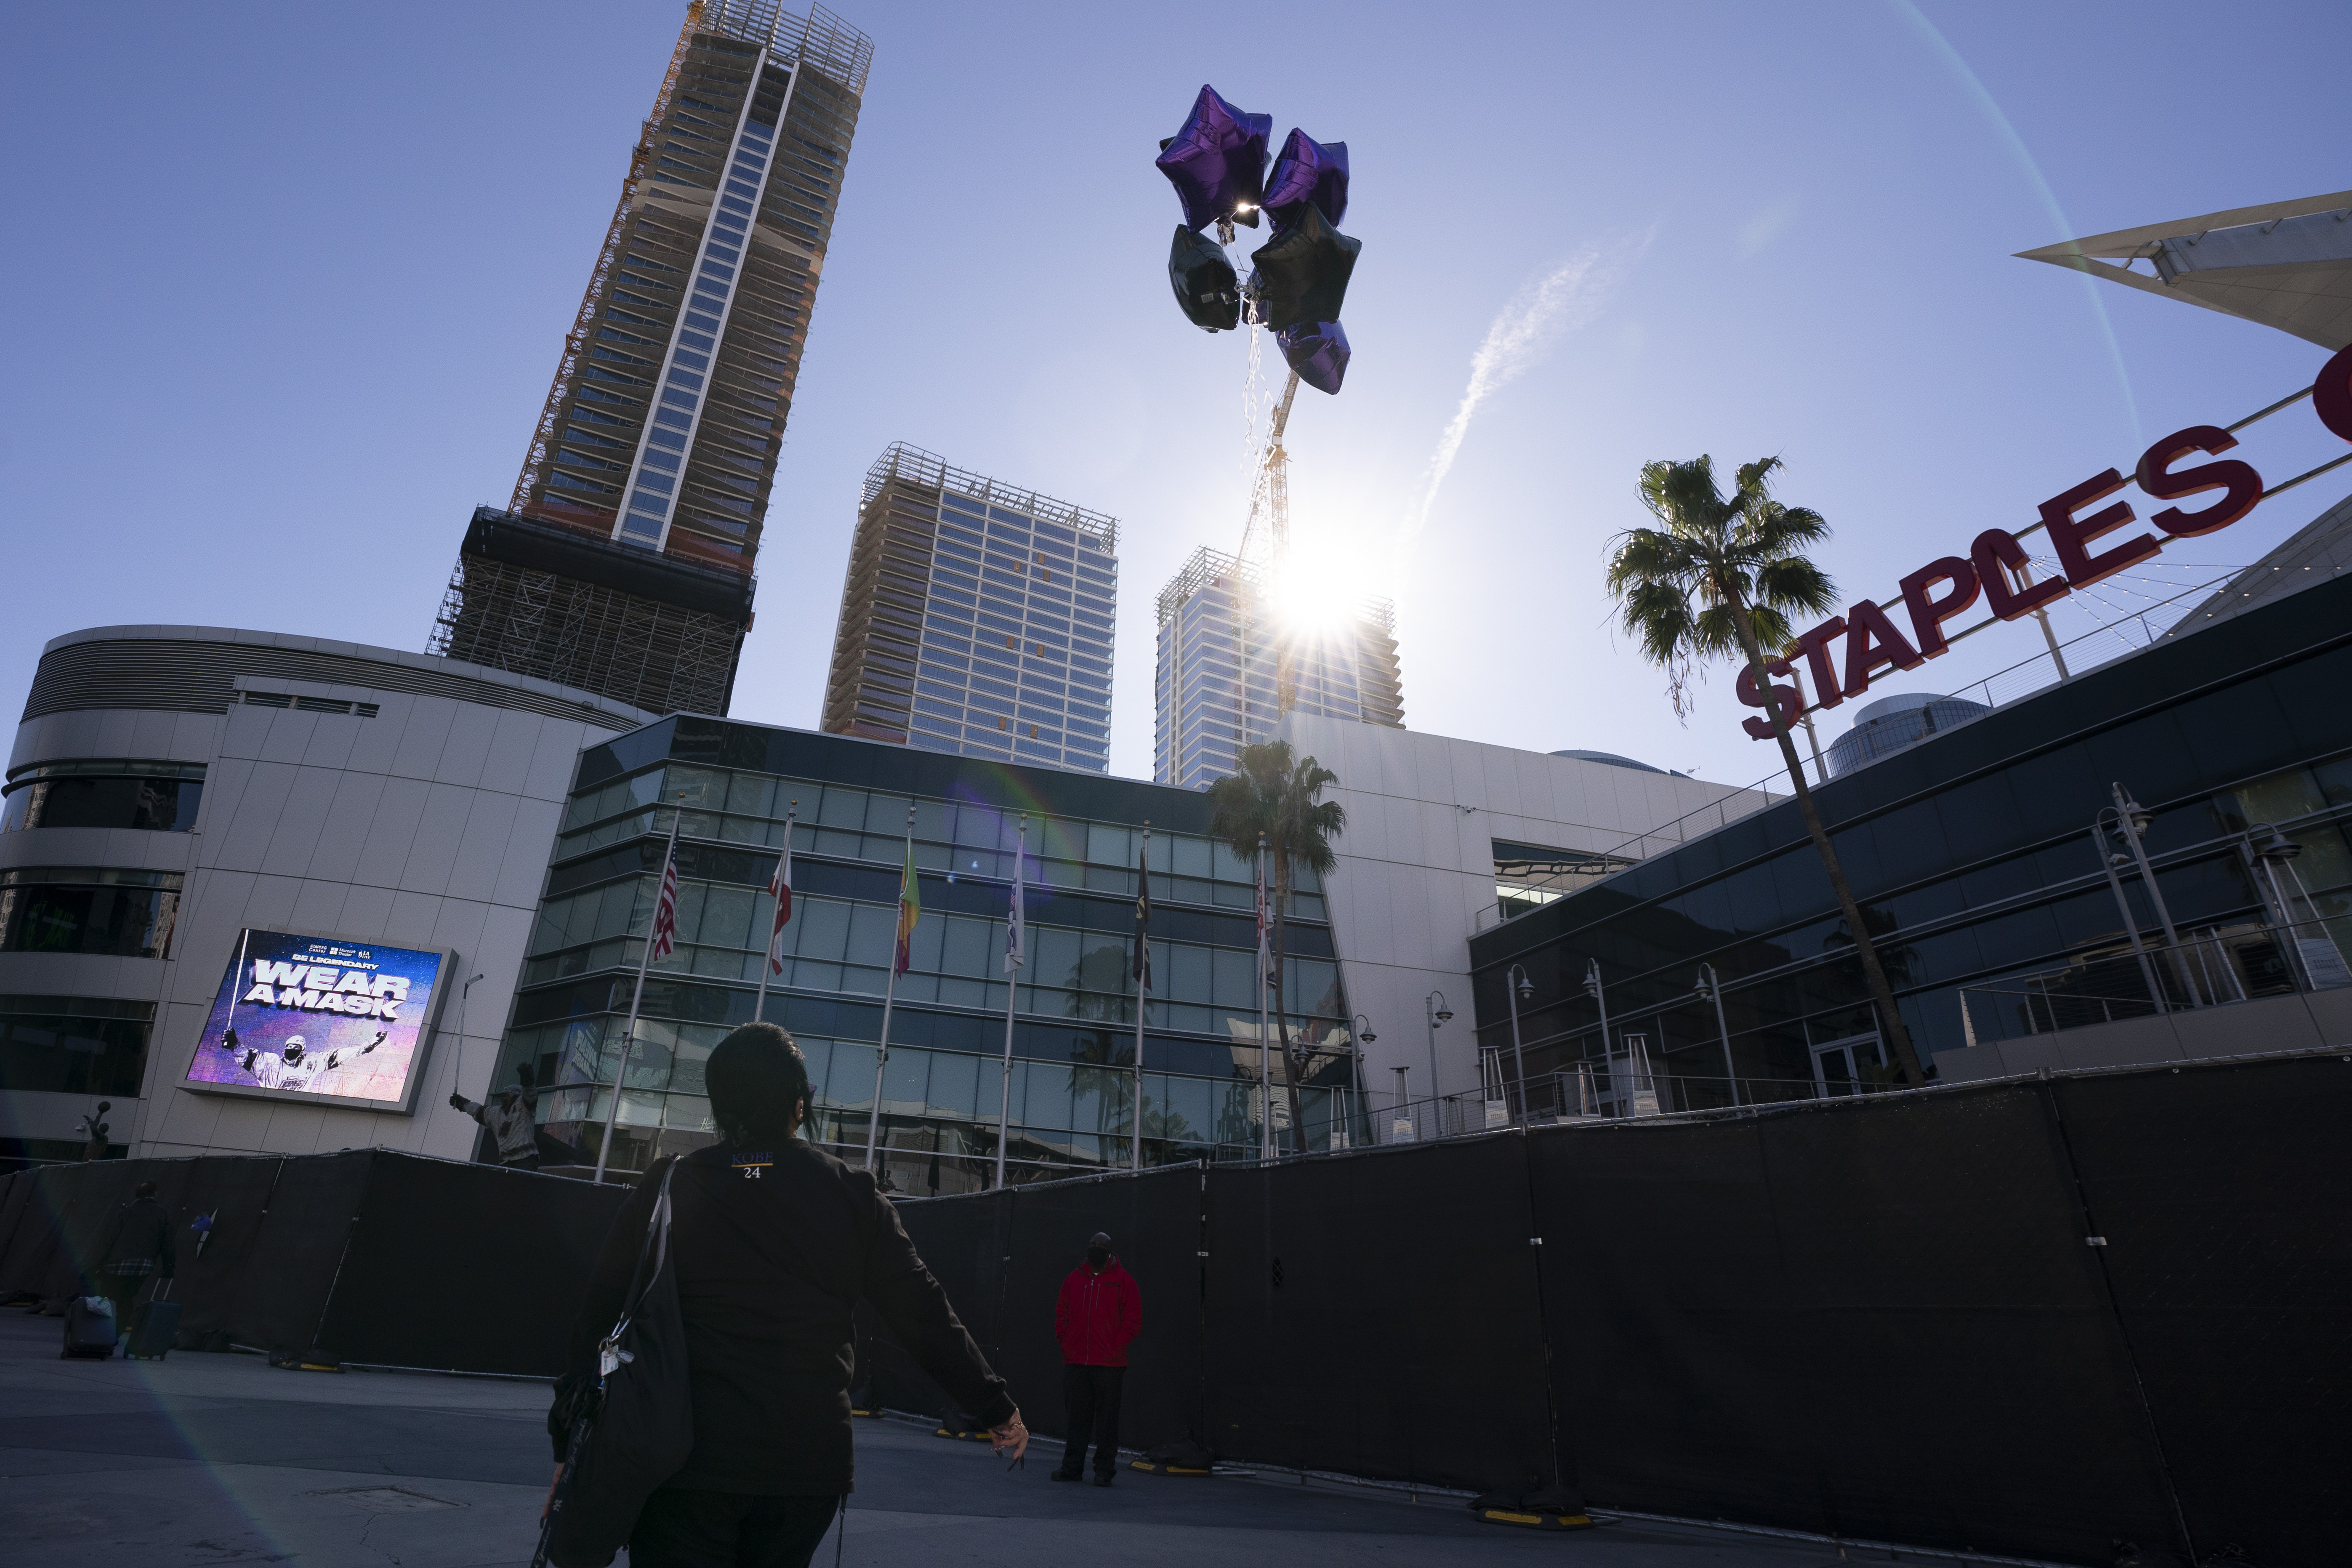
[1272,860,1307,1155]
[1729,613,1927,1086]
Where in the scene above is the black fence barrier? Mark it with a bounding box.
[1205,1136,1554,1490]
[861,1053,2351,1567]
[999,1165,1203,1448]
[2052,1053,2352,1568]
[317,1153,628,1374]
[0,1150,624,1374]
[883,1167,1204,1446]
[1527,1081,2181,1565]
[223,1150,377,1356]
[2,1055,2341,1565]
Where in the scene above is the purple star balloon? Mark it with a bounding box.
[1263,130,1349,228]
[1277,319,1351,395]
[1154,85,1272,231]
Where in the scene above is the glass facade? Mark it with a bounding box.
[0,868,181,959]
[493,718,1362,1191]
[823,445,1116,774]
[0,996,154,1097]
[2,761,205,834]
[1153,546,1403,790]
[1466,572,2352,1108]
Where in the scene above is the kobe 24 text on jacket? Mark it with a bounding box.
[1054,1259,1141,1366]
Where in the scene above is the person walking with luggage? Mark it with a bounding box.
[1051,1230,1141,1486]
[452,1061,541,1169]
[94,1180,174,1342]
[551,1023,1027,1568]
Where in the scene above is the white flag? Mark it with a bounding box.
[765,836,793,976]
[1005,849,1025,972]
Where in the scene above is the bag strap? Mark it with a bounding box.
[599,1161,676,1376]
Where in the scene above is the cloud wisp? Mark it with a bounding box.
[1403,230,1655,546]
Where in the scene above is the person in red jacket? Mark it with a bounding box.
[1051,1230,1141,1485]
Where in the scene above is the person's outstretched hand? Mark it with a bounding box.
[449,1092,466,1110]
[989,1411,1029,1464]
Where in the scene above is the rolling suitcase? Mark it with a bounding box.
[62,1294,116,1359]
[128,1281,180,1360]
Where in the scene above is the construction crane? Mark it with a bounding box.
[1236,370,1303,715]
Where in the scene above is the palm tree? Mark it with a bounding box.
[1604,455,1926,1086]
[1206,740,1347,1152]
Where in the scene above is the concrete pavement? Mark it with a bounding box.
[0,1307,1906,1567]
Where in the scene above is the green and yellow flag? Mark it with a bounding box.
[893,835,920,977]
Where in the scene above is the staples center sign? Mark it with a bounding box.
[1737,339,2352,740]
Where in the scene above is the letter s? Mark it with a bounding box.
[2315,339,2352,445]
[2135,425,2262,538]
[1738,655,1804,740]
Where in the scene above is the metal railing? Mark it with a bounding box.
[1473,569,2246,935]
[1357,1070,1902,1145]
[1959,915,2352,1046]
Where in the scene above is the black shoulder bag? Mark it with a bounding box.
[535,1161,696,1568]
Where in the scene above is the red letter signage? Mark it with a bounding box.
[1790,619,1847,710]
[2040,469,2159,588]
[2315,339,2352,445]
[1737,654,1804,740]
[1898,557,1980,658]
[1971,529,2070,620]
[1841,599,1922,697]
[1729,367,2327,739]
[2135,425,2263,538]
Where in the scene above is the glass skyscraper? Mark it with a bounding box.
[823,445,1116,773]
[1154,546,1404,790]
[431,3,872,715]
[500,717,1363,1190]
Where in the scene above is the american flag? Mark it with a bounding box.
[765,836,793,974]
[650,846,681,961]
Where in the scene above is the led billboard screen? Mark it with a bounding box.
[182,929,452,1114]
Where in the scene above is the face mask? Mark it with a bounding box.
[1086,1246,1109,1267]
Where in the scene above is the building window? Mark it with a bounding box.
[0,868,182,958]
[3,762,205,834]
[0,996,154,1097]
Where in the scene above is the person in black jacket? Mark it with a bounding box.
[95,1180,174,1338]
[554,1022,1027,1567]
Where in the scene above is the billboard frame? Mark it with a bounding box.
[176,926,459,1118]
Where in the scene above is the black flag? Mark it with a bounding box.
[1132,845,1151,987]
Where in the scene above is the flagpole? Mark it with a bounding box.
[755,801,796,1025]
[596,793,683,1184]
[993,815,1025,1190]
[1257,832,1272,1162]
[864,804,915,1174]
[1132,821,1149,1174]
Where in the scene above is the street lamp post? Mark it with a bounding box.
[1349,1013,1376,1150]
[2105,782,2197,1004]
[1423,990,1452,1136]
[1583,959,1610,1114]
[1695,964,1736,1107]
[2091,817,2168,1014]
[1504,964,1534,1123]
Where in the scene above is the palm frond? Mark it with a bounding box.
[1751,554,1839,619]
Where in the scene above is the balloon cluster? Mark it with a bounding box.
[1156,85,1357,395]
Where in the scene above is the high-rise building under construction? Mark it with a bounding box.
[822,445,1117,772]
[429,2,872,716]
[1154,546,1403,790]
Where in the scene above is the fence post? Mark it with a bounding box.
[2031,1073,2198,1565]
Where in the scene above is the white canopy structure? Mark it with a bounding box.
[2019,190,2352,350]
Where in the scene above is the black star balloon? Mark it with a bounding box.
[1249,201,1360,333]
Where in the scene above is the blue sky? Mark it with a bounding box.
[3,1,2346,788]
